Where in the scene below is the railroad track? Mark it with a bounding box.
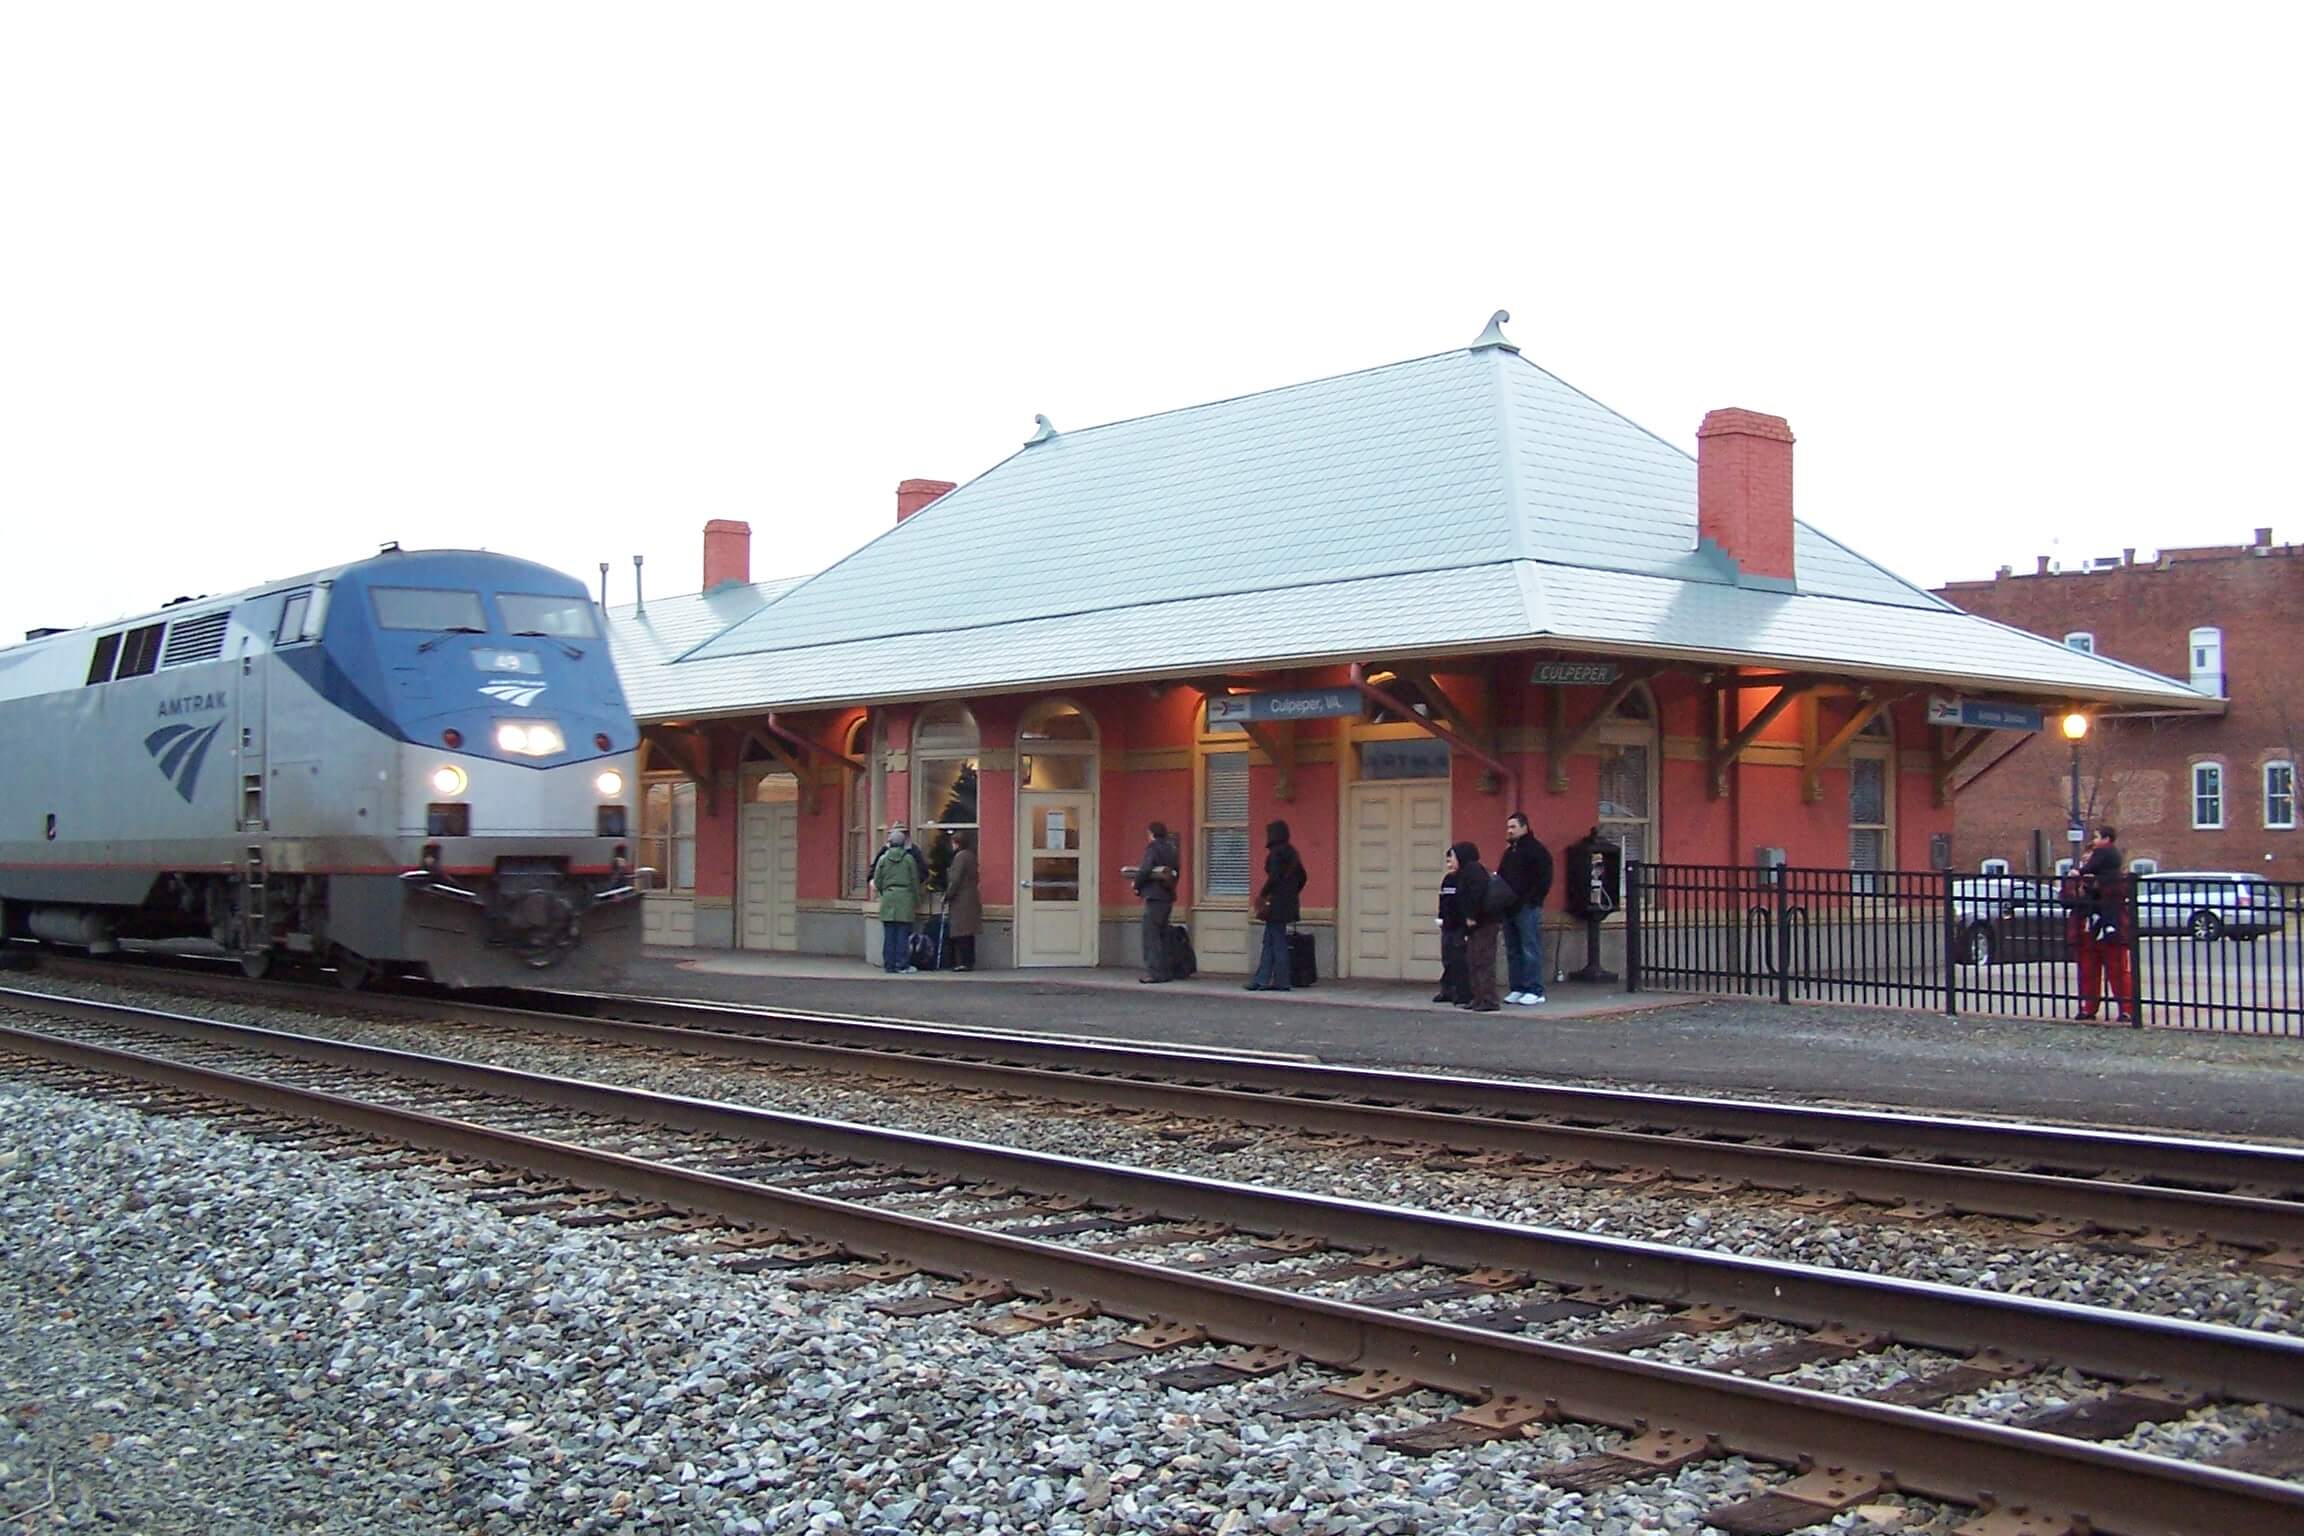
[27,958,2304,1258]
[3,988,2302,1536]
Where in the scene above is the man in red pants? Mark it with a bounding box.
[2068,825,2135,1025]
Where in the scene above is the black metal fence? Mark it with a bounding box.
[1625,863,2304,1035]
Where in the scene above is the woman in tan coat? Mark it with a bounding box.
[943,829,982,971]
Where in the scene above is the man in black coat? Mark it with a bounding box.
[1496,811,1555,1006]
[1132,821,1182,983]
[1246,820,1307,991]
[2067,825,2135,1023]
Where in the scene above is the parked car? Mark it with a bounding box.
[1951,878,2070,966]
[2132,872,2289,941]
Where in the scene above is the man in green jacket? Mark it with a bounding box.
[869,824,928,973]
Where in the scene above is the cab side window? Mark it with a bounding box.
[85,632,122,685]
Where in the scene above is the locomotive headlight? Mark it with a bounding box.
[494,720,566,756]
[595,770,625,798]
[430,764,468,796]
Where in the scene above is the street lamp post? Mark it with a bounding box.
[2061,711,2091,852]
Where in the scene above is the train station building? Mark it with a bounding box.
[606,315,2211,977]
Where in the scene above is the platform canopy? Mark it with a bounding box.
[616,323,2212,718]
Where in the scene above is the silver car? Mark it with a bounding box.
[2132,871,2288,941]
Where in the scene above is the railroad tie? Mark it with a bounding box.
[1580,1303,1744,1353]
[2017,1380,2209,1440]
[787,1260,920,1293]
[1533,1427,1715,1493]
[1702,1465,1885,1536]
[1375,1394,1551,1455]
[971,1297,1098,1338]
[1948,1504,2077,1536]
[1055,1321,1208,1368]
[1712,1326,1885,1380]
[2211,1424,2304,1480]
[1149,1346,1297,1391]
[1343,1267,1531,1310]
[1864,1348,2036,1410]
[871,1279,1016,1319]
[1447,1286,1625,1334]
[1272,1368,1422,1421]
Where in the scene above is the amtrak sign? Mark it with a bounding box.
[1927,696,2044,732]
[1205,687,1361,725]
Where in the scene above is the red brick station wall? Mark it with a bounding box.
[643,657,1952,973]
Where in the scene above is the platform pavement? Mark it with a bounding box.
[619,948,2304,1144]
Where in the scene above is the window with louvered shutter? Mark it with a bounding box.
[1201,749,1251,899]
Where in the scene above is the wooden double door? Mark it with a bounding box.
[1345,780,1450,980]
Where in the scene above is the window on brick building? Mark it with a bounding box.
[2189,627,2224,695]
[2268,762,2297,831]
[2192,762,2225,829]
[841,716,874,899]
[2063,632,2094,655]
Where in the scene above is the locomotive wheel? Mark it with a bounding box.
[331,948,374,991]
[238,949,273,980]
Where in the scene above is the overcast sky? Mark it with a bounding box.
[5,5,2298,640]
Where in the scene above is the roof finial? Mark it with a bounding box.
[1024,413,1058,446]
[1470,309,1519,353]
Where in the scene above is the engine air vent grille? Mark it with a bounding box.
[160,611,233,667]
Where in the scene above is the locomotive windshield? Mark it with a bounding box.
[498,592,599,639]
[372,587,487,631]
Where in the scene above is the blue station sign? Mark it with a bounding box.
[1206,687,1362,725]
[1927,696,2044,732]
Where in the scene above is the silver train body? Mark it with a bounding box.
[0,548,642,987]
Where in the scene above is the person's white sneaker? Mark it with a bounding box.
[1518,992,1545,1006]
[1504,991,1526,1005]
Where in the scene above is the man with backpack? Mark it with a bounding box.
[1449,842,1503,1013]
[1496,812,1554,1006]
[867,824,929,974]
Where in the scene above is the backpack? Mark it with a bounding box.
[1481,876,1516,918]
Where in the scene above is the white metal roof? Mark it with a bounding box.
[604,577,804,717]
[614,326,2210,717]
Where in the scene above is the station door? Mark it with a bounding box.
[1016,791,1098,967]
[740,801,799,951]
[1345,781,1450,980]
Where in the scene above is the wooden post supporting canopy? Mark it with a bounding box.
[1707,675,1820,800]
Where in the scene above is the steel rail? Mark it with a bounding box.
[5,989,2302,1414]
[46,967,2301,1247]
[2,1020,2299,1536]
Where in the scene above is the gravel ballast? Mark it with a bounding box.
[0,1079,1981,1535]
[9,976,2290,1342]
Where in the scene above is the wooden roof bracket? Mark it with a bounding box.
[742,728,818,815]
[639,725,716,816]
[1545,668,1659,793]
[765,712,866,777]
[1931,726,1994,807]
[1192,682,1298,800]
[1801,691,1894,803]
[1708,675,1820,799]
[1350,663,1514,796]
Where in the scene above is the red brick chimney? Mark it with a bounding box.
[702,519,751,590]
[896,478,958,524]
[1695,409,1797,584]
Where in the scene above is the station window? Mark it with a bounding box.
[1356,738,1450,780]
[641,776,698,893]
[1019,700,1098,791]
[1596,686,1659,865]
[841,717,874,899]
[2267,762,2297,831]
[1848,711,1894,886]
[912,703,980,889]
[2063,632,2095,655]
[1199,749,1251,900]
[2192,762,2225,830]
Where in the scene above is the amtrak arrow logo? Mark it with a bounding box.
[145,721,224,804]
[480,680,550,707]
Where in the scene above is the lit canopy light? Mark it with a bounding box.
[595,770,624,798]
[430,764,468,796]
[2060,712,2091,742]
[495,720,567,757]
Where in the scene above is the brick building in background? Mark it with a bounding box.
[1935,529,2303,879]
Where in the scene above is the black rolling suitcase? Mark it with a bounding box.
[1287,929,1318,987]
[906,895,940,971]
[1166,924,1198,980]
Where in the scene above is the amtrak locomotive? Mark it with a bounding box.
[0,548,643,987]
